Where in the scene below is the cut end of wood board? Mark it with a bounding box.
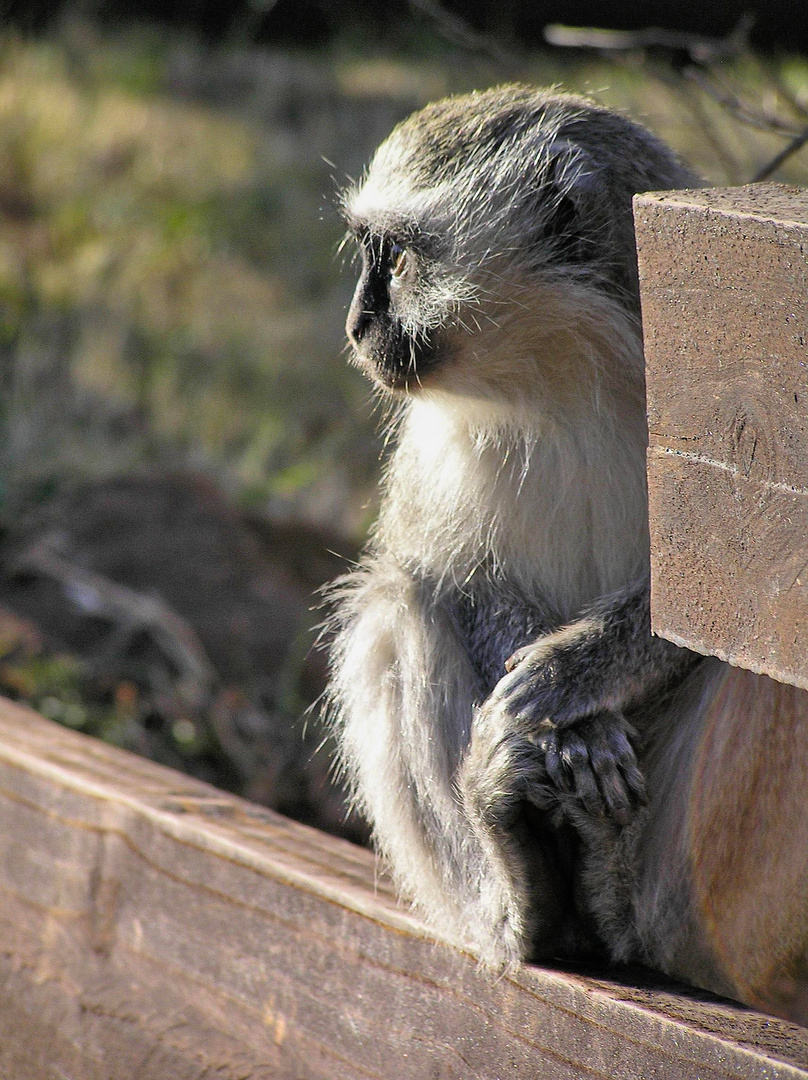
[636,183,808,688]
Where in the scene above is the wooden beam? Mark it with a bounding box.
[0,699,806,1077]
[635,184,808,689]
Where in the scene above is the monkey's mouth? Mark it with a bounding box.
[348,322,445,393]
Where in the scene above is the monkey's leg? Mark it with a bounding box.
[631,660,808,1019]
[327,558,569,966]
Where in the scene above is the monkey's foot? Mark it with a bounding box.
[536,712,645,826]
[473,630,648,826]
[464,696,644,835]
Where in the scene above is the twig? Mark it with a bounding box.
[544,17,751,64]
[651,65,743,183]
[764,68,808,123]
[544,18,808,184]
[9,538,218,709]
[408,0,515,67]
[753,124,808,181]
[684,67,804,136]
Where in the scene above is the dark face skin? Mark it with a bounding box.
[345,230,442,393]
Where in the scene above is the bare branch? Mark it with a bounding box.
[408,0,515,67]
[9,538,218,709]
[761,64,808,123]
[544,17,752,64]
[684,67,805,136]
[544,17,807,184]
[753,124,808,181]
[652,65,744,183]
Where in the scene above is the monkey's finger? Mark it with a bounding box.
[485,669,533,714]
[591,756,633,824]
[503,683,554,724]
[561,735,604,817]
[573,765,604,818]
[542,738,573,794]
[587,727,646,819]
[620,757,647,805]
[492,667,534,706]
[504,644,533,672]
[601,725,647,806]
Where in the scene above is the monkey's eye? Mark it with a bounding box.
[389,243,409,282]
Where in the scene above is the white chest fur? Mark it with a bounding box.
[378,392,649,620]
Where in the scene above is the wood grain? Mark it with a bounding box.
[0,698,806,1078]
[635,184,808,688]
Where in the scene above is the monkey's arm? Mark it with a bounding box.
[461,580,701,828]
[503,582,699,723]
[326,557,572,966]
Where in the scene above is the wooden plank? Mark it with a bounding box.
[0,700,806,1077]
[635,184,808,688]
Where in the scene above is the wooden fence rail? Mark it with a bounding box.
[0,699,807,1079]
[0,183,806,1077]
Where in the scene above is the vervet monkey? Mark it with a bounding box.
[326,85,808,1022]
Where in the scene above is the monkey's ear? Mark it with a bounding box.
[538,141,602,264]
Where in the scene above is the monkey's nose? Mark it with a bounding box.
[346,296,373,345]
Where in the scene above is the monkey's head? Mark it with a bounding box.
[342,86,695,402]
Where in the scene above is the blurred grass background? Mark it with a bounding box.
[0,10,805,831]
[0,23,805,524]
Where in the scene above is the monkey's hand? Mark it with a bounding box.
[471,630,647,828]
[501,583,700,729]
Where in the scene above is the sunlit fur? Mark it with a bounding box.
[326,86,808,1018]
[330,86,694,962]
[376,283,650,620]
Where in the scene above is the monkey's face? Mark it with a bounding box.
[345,228,448,393]
[342,86,696,401]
